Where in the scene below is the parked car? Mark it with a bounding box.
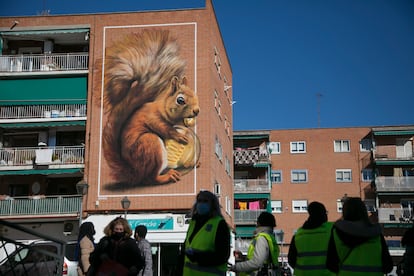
[0,240,78,276]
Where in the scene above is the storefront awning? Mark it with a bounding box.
[0,168,81,175]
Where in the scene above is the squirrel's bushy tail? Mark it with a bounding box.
[102,29,186,183]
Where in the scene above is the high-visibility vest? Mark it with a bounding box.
[237,231,279,276]
[293,222,334,276]
[183,216,227,275]
[333,229,383,276]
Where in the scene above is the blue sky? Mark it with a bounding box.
[1,0,413,130]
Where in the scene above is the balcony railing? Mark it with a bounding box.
[375,176,414,192]
[0,195,82,217]
[0,104,87,121]
[0,53,88,73]
[234,179,270,193]
[234,149,270,166]
[234,209,267,224]
[378,207,413,223]
[0,146,85,167]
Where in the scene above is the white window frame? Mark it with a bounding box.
[360,138,372,152]
[214,183,221,197]
[268,142,281,154]
[214,90,219,112]
[271,200,283,213]
[292,200,308,213]
[337,199,343,213]
[290,141,306,153]
[291,170,308,183]
[336,169,352,182]
[271,170,282,183]
[225,156,231,175]
[215,136,223,161]
[334,140,350,152]
[362,169,373,182]
[225,196,231,215]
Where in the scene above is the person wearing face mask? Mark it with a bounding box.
[180,190,231,275]
[88,217,144,276]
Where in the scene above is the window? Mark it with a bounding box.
[291,170,308,183]
[214,90,219,112]
[362,169,373,182]
[292,200,308,213]
[336,199,343,213]
[215,136,223,160]
[334,140,350,152]
[360,138,372,152]
[225,156,231,175]
[364,199,376,212]
[271,170,282,183]
[214,183,221,196]
[290,141,306,153]
[225,196,231,215]
[271,200,282,213]
[268,142,280,154]
[336,169,352,182]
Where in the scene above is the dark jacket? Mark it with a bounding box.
[401,227,414,275]
[89,235,144,275]
[326,220,393,274]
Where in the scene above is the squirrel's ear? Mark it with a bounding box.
[170,76,180,92]
[181,76,188,86]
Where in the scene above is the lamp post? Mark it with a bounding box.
[76,179,88,224]
[275,229,284,265]
[121,196,131,219]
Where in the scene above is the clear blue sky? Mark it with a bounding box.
[1,0,413,130]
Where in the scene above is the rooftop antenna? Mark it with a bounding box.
[316,93,323,128]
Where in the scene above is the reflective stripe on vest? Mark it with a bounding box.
[294,222,334,276]
[333,229,383,276]
[183,216,227,276]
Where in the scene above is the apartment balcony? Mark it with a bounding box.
[378,207,413,224]
[375,176,414,192]
[0,53,88,75]
[234,209,267,224]
[234,179,270,193]
[0,104,87,122]
[0,195,82,218]
[234,148,270,166]
[0,146,85,169]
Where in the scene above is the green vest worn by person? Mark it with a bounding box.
[293,222,334,276]
[183,216,227,276]
[333,229,383,276]
[238,232,279,276]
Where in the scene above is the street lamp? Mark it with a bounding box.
[76,179,89,195]
[121,196,131,219]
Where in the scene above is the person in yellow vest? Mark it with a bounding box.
[181,190,230,276]
[326,197,393,275]
[230,212,280,276]
[288,201,334,276]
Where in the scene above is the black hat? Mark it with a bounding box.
[257,212,276,227]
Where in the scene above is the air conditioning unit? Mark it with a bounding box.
[63,222,74,235]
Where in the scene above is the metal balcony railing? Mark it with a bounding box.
[0,195,82,217]
[378,207,413,223]
[0,53,88,73]
[234,148,270,166]
[0,146,85,167]
[234,179,270,193]
[0,104,87,120]
[234,209,267,224]
[375,176,414,192]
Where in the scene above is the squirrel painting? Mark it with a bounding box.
[102,29,200,188]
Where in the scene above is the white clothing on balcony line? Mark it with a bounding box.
[35,149,53,164]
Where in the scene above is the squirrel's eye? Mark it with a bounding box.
[177,95,186,105]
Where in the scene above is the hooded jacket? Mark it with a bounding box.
[326,220,393,275]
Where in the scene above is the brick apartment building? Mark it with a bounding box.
[234,125,414,265]
[0,1,234,273]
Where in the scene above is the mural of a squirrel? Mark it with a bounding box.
[102,29,200,188]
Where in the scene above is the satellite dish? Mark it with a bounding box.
[31,182,40,194]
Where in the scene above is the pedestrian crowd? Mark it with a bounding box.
[77,193,411,276]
